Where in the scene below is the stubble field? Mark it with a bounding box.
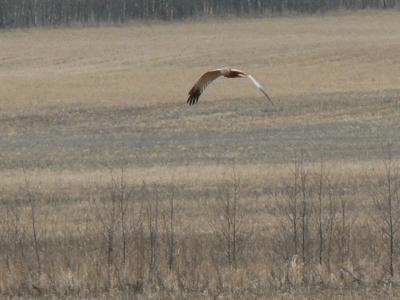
[1,11,400,299]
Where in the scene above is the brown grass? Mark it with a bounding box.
[1,11,400,115]
[1,11,400,299]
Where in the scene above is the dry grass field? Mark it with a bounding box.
[1,11,400,299]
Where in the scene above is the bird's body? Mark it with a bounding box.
[187,67,273,105]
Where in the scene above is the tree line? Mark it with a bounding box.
[0,0,398,28]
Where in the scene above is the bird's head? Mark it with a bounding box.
[220,67,231,76]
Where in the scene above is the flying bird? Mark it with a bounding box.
[187,67,273,105]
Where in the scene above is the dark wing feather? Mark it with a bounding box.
[187,70,222,105]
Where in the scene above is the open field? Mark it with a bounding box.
[1,11,400,299]
[1,11,400,173]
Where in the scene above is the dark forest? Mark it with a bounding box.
[0,0,398,28]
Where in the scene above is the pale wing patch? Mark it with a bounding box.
[247,75,274,105]
[197,71,222,92]
[248,75,262,89]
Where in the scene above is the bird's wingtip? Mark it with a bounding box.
[187,88,201,106]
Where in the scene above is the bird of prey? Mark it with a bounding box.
[187,67,273,105]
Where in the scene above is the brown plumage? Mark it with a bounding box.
[187,67,273,105]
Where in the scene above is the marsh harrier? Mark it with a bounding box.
[187,67,273,105]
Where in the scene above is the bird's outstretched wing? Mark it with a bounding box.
[187,70,222,105]
[247,75,274,105]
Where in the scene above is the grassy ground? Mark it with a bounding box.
[1,11,400,173]
[1,11,400,299]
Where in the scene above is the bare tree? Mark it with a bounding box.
[162,189,176,271]
[315,160,325,266]
[23,173,41,279]
[209,162,245,268]
[372,144,400,282]
[1,0,400,28]
[299,160,311,264]
[325,184,338,273]
[144,184,161,282]
[284,155,301,256]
